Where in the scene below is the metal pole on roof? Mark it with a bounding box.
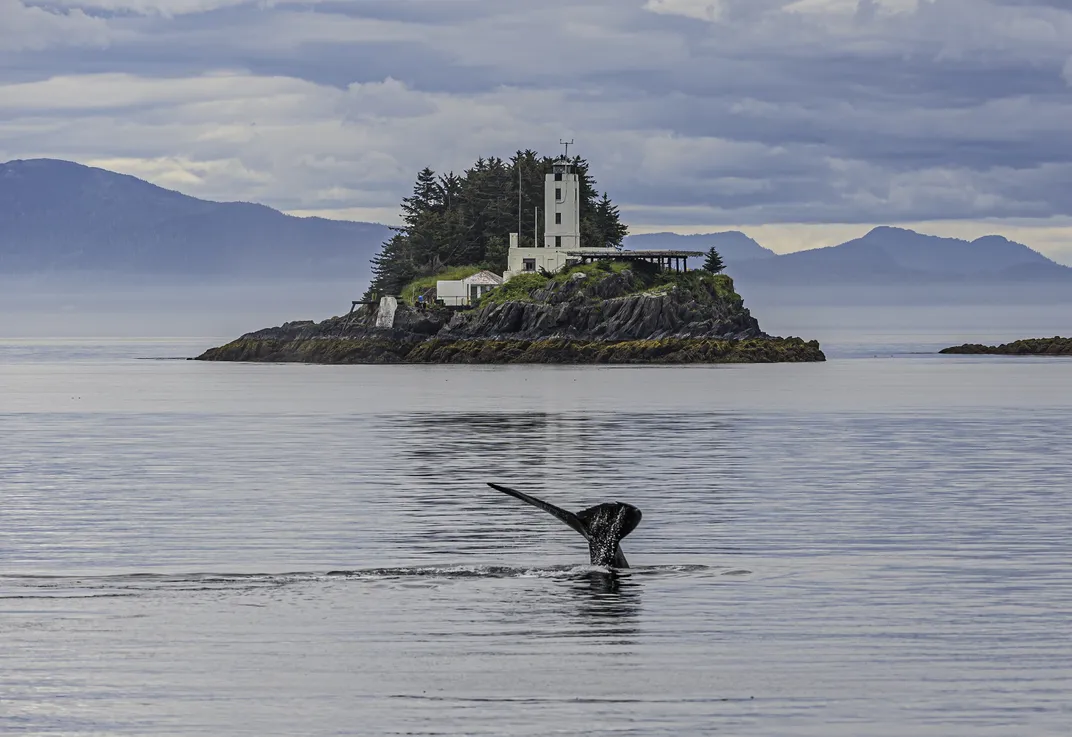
[534,207,538,247]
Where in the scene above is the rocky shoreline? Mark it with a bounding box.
[196,265,825,364]
[940,337,1072,356]
[197,335,825,364]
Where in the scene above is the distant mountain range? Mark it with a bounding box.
[0,159,391,277]
[3,159,1069,289]
[627,227,1070,285]
[623,231,776,263]
[729,227,1072,285]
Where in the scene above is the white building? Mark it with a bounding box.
[504,158,617,281]
[435,270,504,307]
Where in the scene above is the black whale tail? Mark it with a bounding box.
[486,483,642,569]
[577,502,642,568]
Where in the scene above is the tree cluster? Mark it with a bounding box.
[365,151,629,298]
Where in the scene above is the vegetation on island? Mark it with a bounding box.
[366,151,629,300]
[940,337,1072,355]
[475,258,737,308]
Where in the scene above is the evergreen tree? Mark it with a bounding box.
[365,151,630,298]
[703,247,726,274]
[366,231,419,299]
[590,192,629,250]
[401,167,442,222]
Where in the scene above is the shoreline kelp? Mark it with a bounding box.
[940,337,1072,356]
[198,336,825,364]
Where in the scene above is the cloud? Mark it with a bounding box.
[0,0,111,51]
[643,0,728,21]
[2,0,1072,262]
[84,155,273,192]
[786,0,919,16]
[339,77,437,121]
[43,0,252,15]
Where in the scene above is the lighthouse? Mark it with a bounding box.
[503,147,617,281]
[543,158,580,251]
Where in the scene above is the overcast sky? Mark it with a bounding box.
[2,0,1071,261]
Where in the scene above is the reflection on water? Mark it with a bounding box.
[396,410,744,568]
[567,570,642,637]
[2,354,1071,736]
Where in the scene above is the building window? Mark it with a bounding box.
[523,259,536,272]
[555,236,562,248]
[555,188,562,201]
[555,212,562,225]
[555,172,563,181]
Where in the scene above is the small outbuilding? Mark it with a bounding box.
[436,270,504,307]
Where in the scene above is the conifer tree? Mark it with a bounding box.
[703,247,726,274]
[590,193,629,250]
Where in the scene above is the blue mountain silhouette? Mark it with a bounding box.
[730,226,1071,284]
[624,231,776,263]
[0,159,390,276]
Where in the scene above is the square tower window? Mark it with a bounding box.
[555,212,562,225]
[555,172,563,181]
[523,259,536,271]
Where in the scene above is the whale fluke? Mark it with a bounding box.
[487,483,642,568]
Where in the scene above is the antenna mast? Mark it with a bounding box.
[560,139,574,159]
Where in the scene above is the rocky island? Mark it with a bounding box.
[198,150,823,365]
[940,337,1072,356]
[197,263,824,364]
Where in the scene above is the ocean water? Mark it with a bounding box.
[2,336,1071,736]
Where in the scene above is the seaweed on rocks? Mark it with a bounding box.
[940,337,1072,356]
[196,267,826,364]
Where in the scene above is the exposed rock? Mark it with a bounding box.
[940,337,1072,355]
[196,266,825,364]
[198,336,824,364]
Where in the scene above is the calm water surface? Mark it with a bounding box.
[1,338,1070,736]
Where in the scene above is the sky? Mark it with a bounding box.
[2,0,1072,263]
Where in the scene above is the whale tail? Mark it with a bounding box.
[487,483,642,568]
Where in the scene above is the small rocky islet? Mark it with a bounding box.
[940,336,1072,356]
[196,263,825,364]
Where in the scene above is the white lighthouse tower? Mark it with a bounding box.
[543,158,580,251]
[504,144,617,281]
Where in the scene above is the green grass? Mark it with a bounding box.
[556,260,633,280]
[401,265,483,305]
[644,269,740,298]
[476,272,549,306]
[401,260,742,310]
[555,261,742,301]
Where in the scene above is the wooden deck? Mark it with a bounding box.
[566,249,706,272]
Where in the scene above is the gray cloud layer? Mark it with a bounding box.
[2,0,1071,238]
